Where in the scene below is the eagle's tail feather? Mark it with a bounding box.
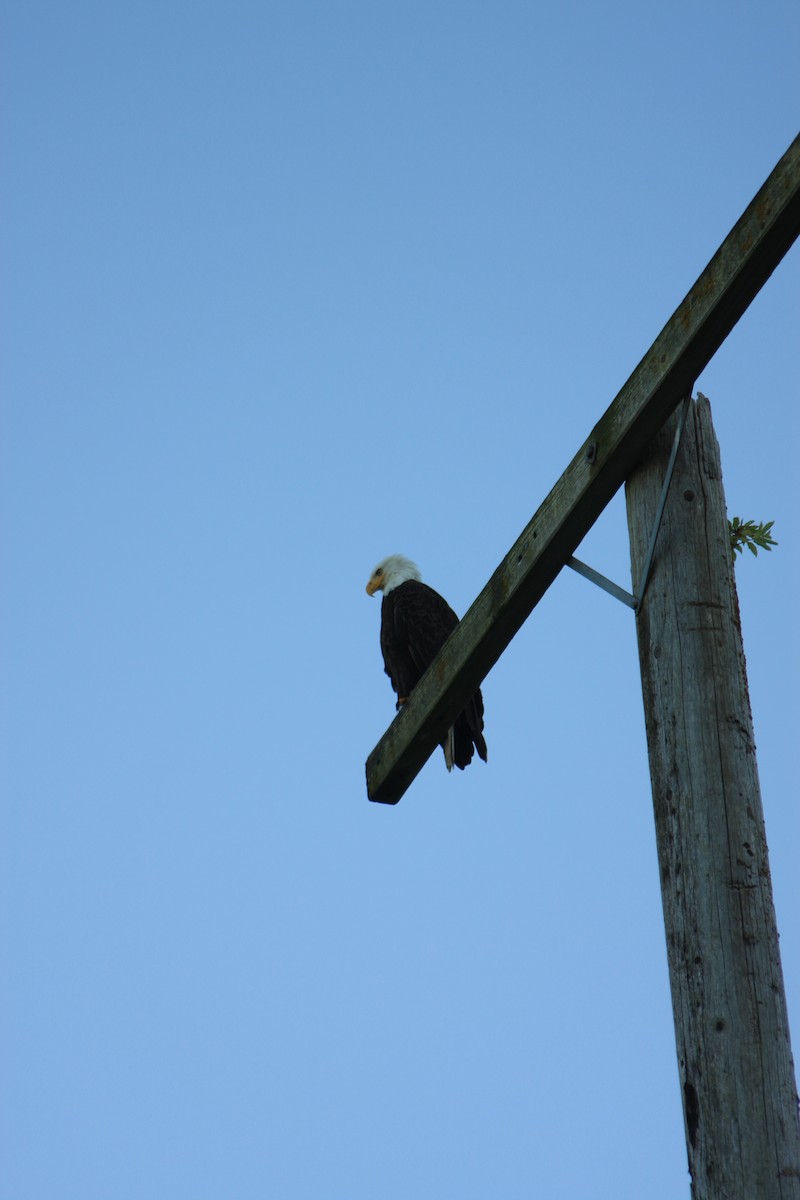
[443,727,455,772]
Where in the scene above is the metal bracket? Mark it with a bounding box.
[567,393,692,612]
[567,555,638,608]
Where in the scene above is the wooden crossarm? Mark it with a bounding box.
[366,134,800,805]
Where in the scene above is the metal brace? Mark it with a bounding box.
[567,393,692,613]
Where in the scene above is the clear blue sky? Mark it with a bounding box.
[2,3,798,1197]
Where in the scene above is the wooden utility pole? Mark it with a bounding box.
[364,137,800,1195]
[626,397,800,1198]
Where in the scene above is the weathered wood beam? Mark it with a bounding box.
[366,134,800,804]
[626,397,800,1196]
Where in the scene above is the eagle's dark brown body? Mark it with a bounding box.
[380,580,487,770]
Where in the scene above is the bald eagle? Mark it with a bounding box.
[366,555,487,772]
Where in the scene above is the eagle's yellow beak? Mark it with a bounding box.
[366,575,382,596]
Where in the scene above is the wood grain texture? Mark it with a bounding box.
[626,397,800,1199]
[366,135,800,804]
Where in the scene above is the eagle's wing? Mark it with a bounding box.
[392,581,459,675]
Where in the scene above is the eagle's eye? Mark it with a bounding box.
[375,568,383,576]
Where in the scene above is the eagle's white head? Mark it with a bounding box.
[366,554,422,597]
